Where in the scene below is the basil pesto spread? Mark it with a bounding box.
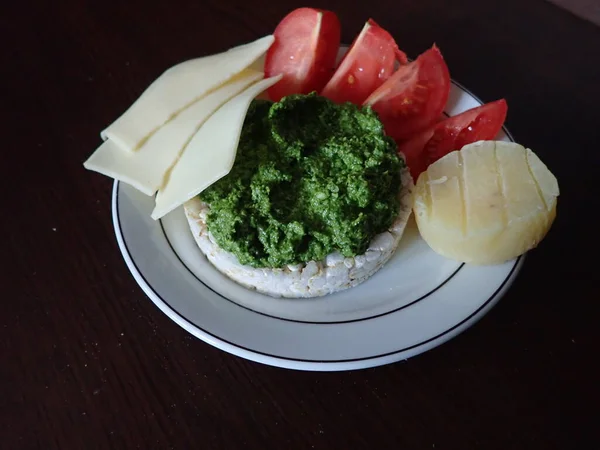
[200,93,404,268]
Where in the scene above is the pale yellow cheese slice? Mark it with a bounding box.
[83,69,263,195]
[151,74,283,220]
[101,35,274,153]
[413,141,559,264]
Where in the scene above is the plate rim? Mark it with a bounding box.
[111,80,524,371]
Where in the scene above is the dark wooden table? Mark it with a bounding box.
[4,1,599,448]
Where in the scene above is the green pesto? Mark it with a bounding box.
[200,92,404,268]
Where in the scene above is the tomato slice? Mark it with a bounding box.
[398,99,508,180]
[320,19,408,105]
[264,8,341,102]
[363,45,450,141]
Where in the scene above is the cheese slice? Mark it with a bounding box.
[83,69,263,195]
[151,74,283,220]
[100,35,274,153]
[413,141,559,264]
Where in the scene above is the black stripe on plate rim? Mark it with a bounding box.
[112,79,520,363]
[115,189,522,363]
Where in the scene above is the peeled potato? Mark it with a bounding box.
[412,140,559,265]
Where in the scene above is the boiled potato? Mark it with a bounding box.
[412,140,559,265]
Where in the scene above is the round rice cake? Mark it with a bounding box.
[183,161,414,298]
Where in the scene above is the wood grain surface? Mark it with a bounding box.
[3,0,599,449]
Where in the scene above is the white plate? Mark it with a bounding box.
[111,49,524,371]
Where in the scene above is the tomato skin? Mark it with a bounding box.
[264,8,341,102]
[364,45,450,141]
[398,126,444,181]
[398,99,508,180]
[320,19,408,105]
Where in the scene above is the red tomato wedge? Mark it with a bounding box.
[364,45,450,141]
[264,8,341,102]
[398,99,508,180]
[320,19,408,105]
